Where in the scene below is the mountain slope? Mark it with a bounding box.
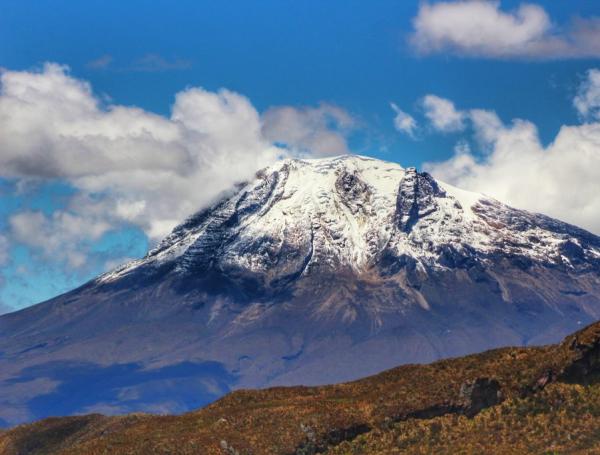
[3,319,600,454]
[1,155,600,425]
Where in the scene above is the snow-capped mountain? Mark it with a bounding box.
[2,155,600,426]
[102,155,600,292]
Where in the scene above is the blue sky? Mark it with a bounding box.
[1,0,600,311]
[2,1,596,157]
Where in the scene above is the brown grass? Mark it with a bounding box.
[2,321,600,454]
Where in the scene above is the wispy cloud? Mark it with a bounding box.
[410,1,600,60]
[390,103,417,138]
[86,54,192,72]
[129,54,192,72]
[86,54,113,70]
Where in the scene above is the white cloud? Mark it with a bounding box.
[425,74,600,235]
[261,103,355,156]
[390,103,417,137]
[410,1,600,59]
[422,95,465,132]
[10,209,112,268]
[574,69,600,120]
[0,63,359,275]
[0,63,285,246]
[468,108,504,148]
[453,140,471,156]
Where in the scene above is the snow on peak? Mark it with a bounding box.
[98,155,600,283]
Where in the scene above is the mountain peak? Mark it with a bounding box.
[100,155,494,283]
[102,154,600,290]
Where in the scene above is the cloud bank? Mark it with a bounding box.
[0,63,354,274]
[0,63,283,242]
[425,69,600,235]
[411,1,600,59]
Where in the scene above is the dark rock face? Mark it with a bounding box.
[1,155,600,426]
[395,168,446,233]
[335,170,372,216]
[459,378,503,417]
[560,336,600,384]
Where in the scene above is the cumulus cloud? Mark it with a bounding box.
[425,73,600,235]
[0,63,284,246]
[422,95,465,132]
[574,69,600,121]
[261,103,355,156]
[410,1,600,59]
[0,63,361,279]
[390,103,417,138]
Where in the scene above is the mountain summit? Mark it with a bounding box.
[2,155,600,425]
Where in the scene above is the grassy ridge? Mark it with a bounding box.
[2,322,600,454]
[330,382,600,454]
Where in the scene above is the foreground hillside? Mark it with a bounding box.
[3,321,600,454]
